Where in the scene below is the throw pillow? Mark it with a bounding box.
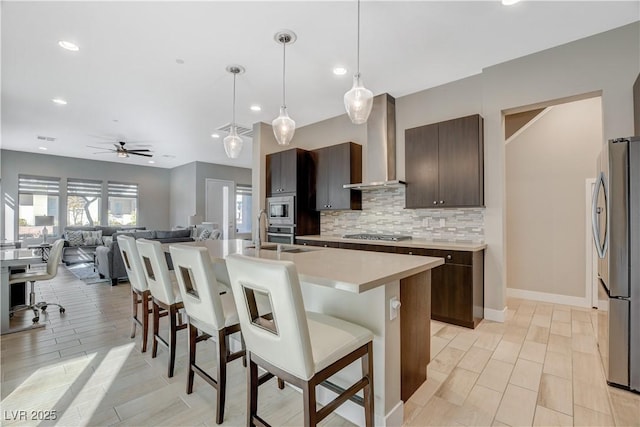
[67,230,84,246]
[82,230,103,245]
[102,236,113,246]
[198,229,212,240]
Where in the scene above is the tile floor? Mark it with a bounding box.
[1,266,638,426]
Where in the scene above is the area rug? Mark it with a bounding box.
[66,263,111,284]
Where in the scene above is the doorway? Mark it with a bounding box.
[505,95,603,306]
[205,179,236,240]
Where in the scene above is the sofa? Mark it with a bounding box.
[95,229,194,286]
[61,225,144,265]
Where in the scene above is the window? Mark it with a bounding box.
[67,178,102,226]
[236,185,252,234]
[108,182,138,226]
[18,175,60,239]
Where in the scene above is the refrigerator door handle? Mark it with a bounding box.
[592,171,608,259]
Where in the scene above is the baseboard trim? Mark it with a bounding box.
[484,306,507,322]
[507,287,590,308]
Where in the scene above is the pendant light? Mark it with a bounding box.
[223,65,245,159]
[272,30,296,146]
[344,0,373,125]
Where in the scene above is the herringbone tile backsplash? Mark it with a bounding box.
[320,187,484,243]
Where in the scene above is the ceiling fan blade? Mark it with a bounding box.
[127,149,152,153]
[129,152,153,158]
[87,145,115,151]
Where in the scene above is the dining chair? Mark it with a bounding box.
[9,239,66,323]
[136,238,186,377]
[225,254,374,427]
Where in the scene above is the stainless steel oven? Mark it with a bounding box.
[266,225,295,244]
[267,195,295,225]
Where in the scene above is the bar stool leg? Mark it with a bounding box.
[302,380,317,427]
[168,305,178,378]
[141,291,150,353]
[152,302,160,358]
[216,329,228,424]
[130,290,138,339]
[187,324,197,394]
[362,341,374,427]
[247,357,259,427]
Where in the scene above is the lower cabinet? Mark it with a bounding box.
[296,238,484,328]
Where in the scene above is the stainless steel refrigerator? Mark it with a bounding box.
[592,136,639,393]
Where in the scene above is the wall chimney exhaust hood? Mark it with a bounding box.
[343,93,406,190]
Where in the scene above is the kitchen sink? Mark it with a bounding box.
[258,245,317,253]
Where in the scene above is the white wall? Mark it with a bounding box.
[506,97,603,299]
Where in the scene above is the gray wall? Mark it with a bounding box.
[169,162,197,227]
[506,97,603,299]
[251,22,640,316]
[1,149,171,238]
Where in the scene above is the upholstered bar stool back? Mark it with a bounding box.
[169,245,228,332]
[226,254,314,380]
[118,235,147,293]
[136,238,177,306]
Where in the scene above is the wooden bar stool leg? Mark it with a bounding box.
[187,324,197,394]
[152,302,160,358]
[216,329,228,424]
[141,291,149,353]
[130,290,138,339]
[247,357,259,427]
[362,341,374,427]
[168,305,178,378]
[302,380,317,427]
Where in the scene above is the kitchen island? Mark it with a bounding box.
[166,239,443,427]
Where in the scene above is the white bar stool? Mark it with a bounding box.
[170,244,246,424]
[226,254,374,427]
[136,238,186,378]
[117,235,151,352]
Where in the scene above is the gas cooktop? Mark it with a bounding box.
[342,233,413,242]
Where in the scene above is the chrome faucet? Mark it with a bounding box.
[255,209,267,250]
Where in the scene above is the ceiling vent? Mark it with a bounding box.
[36,135,56,142]
[216,123,253,138]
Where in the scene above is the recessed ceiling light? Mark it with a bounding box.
[38,146,48,151]
[58,40,79,51]
[501,0,521,5]
[250,105,262,112]
[148,160,155,164]
[176,59,185,64]
[52,98,67,105]
[211,133,220,139]
[333,67,348,76]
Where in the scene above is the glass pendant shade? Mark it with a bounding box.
[344,73,373,125]
[272,106,296,146]
[223,126,243,158]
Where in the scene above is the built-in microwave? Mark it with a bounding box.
[267,195,295,225]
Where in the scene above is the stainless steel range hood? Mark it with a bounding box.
[343,93,406,190]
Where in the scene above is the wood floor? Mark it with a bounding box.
[1,266,638,426]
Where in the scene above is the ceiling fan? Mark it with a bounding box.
[88,141,153,158]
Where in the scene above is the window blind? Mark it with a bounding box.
[108,182,138,198]
[18,175,60,195]
[67,178,102,197]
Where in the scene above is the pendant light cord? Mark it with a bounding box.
[282,38,287,108]
[357,0,361,75]
[232,72,236,126]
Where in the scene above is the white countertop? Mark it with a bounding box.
[166,239,444,294]
[296,235,487,252]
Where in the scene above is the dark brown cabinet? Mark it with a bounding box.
[296,238,484,328]
[266,148,300,195]
[314,142,362,210]
[405,114,484,208]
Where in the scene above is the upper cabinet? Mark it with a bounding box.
[266,148,303,196]
[405,114,484,208]
[314,142,362,211]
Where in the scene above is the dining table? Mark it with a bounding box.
[1,248,44,335]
